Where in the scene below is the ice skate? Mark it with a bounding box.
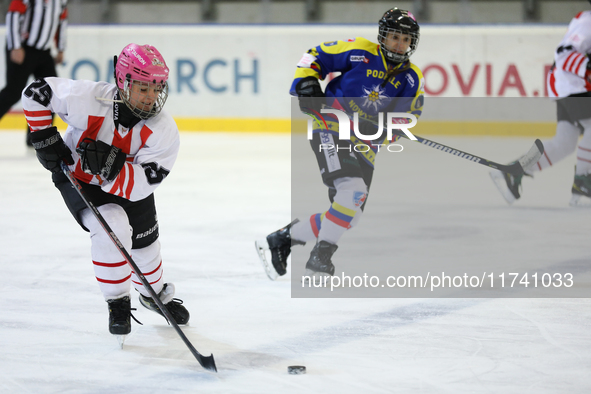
[570,173,591,206]
[107,295,137,347]
[139,283,190,325]
[116,335,127,348]
[489,164,525,204]
[303,241,338,283]
[255,219,305,280]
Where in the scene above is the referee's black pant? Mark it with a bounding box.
[0,46,57,131]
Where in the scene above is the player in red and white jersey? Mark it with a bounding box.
[548,9,591,99]
[24,43,189,337]
[491,2,591,206]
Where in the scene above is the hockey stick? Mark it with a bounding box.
[60,163,217,373]
[408,134,543,176]
[309,106,544,176]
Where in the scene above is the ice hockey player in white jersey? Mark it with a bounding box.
[491,3,591,206]
[24,43,189,338]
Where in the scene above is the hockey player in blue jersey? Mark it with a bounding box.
[256,7,425,280]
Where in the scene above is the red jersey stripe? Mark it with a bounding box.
[124,164,135,199]
[24,109,52,117]
[96,273,131,284]
[26,119,53,127]
[74,161,93,184]
[77,116,104,147]
[549,69,558,97]
[563,52,577,71]
[93,260,127,267]
[568,54,583,73]
[142,261,162,277]
[574,55,587,75]
[139,125,153,150]
[112,127,133,154]
[132,271,163,286]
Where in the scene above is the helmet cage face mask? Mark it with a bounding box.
[118,78,169,120]
[115,43,169,120]
[378,9,420,64]
[378,27,419,63]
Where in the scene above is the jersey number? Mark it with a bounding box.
[142,162,170,185]
[23,79,53,107]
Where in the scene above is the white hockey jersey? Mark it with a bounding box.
[23,77,180,202]
[547,10,591,98]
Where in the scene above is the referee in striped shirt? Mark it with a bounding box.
[0,0,67,146]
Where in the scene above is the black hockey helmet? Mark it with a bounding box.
[378,8,420,64]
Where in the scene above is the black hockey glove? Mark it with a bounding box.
[29,126,74,173]
[76,138,127,182]
[295,77,324,114]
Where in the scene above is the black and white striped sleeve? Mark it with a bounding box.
[5,0,28,50]
[55,2,67,52]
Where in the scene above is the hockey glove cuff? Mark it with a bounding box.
[76,138,127,182]
[29,126,74,173]
[295,77,324,114]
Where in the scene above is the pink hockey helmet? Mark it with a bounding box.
[115,43,170,119]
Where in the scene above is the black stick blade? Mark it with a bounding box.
[198,354,217,372]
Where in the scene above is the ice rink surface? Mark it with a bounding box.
[1,130,590,393]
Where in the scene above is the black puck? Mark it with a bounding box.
[287,365,306,375]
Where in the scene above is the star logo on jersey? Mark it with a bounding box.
[361,85,389,111]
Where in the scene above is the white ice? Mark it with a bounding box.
[1,130,590,393]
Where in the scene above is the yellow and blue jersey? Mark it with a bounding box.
[291,37,424,167]
[290,37,424,119]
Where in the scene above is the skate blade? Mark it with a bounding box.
[255,240,279,281]
[489,170,516,205]
[116,335,127,348]
[569,194,591,207]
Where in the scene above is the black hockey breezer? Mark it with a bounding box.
[139,284,190,325]
[305,241,338,276]
[266,219,305,276]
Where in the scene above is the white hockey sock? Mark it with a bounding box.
[575,119,591,175]
[530,120,579,173]
[81,204,133,300]
[317,177,367,245]
[291,216,321,243]
[131,241,164,298]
